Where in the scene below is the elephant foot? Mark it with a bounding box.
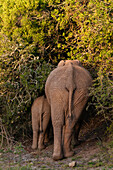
[31,144,37,150]
[53,153,64,161]
[64,150,74,158]
[72,140,81,148]
[38,144,46,151]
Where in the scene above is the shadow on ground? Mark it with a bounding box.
[0,115,113,169]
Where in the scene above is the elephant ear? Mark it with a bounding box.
[57,60,65,67]
[72,60,82,66]
[65,63,76,118]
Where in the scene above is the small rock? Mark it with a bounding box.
[69,161,76,167]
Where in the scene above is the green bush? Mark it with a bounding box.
[0,0,113,139]
[0,46,54,137]
[89,70,113,119]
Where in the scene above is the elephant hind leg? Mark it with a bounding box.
[38,111,51,150]
[63,89,88,157]
[52,126,64,161]
[50,95,65,160]
[72,121,82,147]
[32,126,39,149]
[63,123,74,158]
[32,112,39,149]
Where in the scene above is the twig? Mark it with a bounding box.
[0,118,14,148]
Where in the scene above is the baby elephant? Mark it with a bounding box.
[31,95,51,150]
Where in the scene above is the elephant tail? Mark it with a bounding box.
[68,89,74,118]
[40,96,45,132]
[65,63,76,118]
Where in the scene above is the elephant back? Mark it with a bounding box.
[45,65,92,104]
[73,65,92,89]
[45,66,73,90]
[45,66,73,105]
[46,65,92,89]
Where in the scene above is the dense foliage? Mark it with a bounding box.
[0,0,113,140]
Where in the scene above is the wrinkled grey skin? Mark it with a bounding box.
[57,60,82,118]
[31,96,51,150]
[45,60,92,160]
[58,60,84,146]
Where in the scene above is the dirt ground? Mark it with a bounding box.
[0,115,113,170]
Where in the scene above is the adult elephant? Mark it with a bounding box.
[45,60,92,160]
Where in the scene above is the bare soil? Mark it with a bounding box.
[0,115,113,170]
